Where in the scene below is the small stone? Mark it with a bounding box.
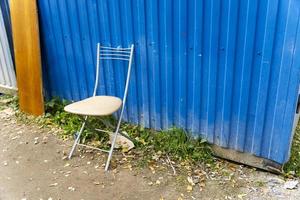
[148,181,153,186]
[283,180,299,190]
[42,136,48,143]
[68,186,75,191]
[11,135,20,140]
[64,163,70,167]
[187,185,193,192]
[187,176,195,186]
[237,194,247,199]
[49,183,58,187]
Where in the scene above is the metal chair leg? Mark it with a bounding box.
[104,118,122,171]
[68,118,87,159]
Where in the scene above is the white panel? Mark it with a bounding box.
[0,7,16,92]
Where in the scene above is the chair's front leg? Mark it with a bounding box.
[105,118,122,171]
[68,117,87,159]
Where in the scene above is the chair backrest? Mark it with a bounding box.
[93,43,134,112]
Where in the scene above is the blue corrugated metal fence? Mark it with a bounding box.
[37,0,300,165]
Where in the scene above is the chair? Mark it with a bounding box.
[64,43,134,171]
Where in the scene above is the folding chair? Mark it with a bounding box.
[64,43,134,171]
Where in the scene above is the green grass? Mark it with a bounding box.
[0,94,18,111]
[42,97,214,165]
[284,121,300,177]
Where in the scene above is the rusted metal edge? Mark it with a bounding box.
[212,145,282,174]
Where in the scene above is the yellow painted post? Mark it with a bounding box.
[10,0,44,116]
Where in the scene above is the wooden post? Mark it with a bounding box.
[10,0,44,116]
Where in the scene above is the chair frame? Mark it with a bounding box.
[67,43,134,171]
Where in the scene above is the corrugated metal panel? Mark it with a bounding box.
[0,0,14,60]
[38,0,300,165]
[0,6,16,92]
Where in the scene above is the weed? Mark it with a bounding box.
[255,181,265,187]
[284,121,300,177]
[0,94,18,111]
[129,126,213,164]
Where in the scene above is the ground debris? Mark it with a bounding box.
[11,135,20,140]
[34,137,39,145]
[93,181,100,185]
[237,193,247,199]
[64,163,70,167]
[68,186,76,191]
[283,180,299,190]
[187,176,195,186]
[49,183,58,187]
[186,185,193,192]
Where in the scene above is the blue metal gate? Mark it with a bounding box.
[37,0,300,168]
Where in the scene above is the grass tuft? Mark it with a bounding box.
[284,121,300,177]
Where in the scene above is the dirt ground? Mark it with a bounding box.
[0,108,300,200]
